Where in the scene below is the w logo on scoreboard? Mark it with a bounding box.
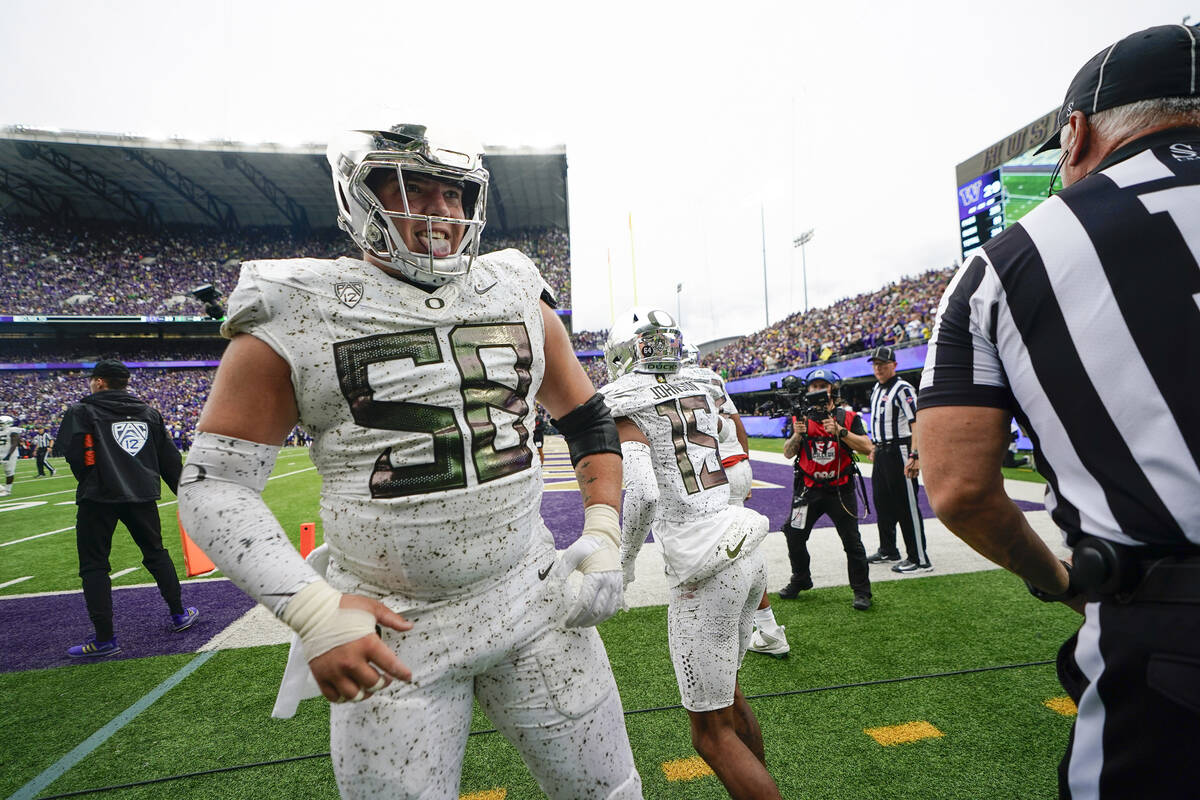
[958,178,982,206]
[112,421,149,457]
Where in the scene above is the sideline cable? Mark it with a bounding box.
[32,658,1055,799]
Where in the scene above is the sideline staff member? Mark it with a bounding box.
[865,346,931,572]
[58,359,198,657]
[779,369,875,610]
[918,24,1200,798]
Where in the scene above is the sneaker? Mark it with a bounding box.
[68,638,121,658]
[0,487,10,497]
[893,561,934,574]
[866,551,901,564]
[852,594,872,611]
[777,578,814,599]
[170,607,199,631]
[748,625,790,658]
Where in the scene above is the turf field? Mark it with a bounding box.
[0,445,1079,800]
[1001,170,1062,224]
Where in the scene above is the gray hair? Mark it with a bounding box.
[1088,96,1200,141]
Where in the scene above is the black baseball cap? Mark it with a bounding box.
[91,359,130,380]
[1035,24,1200,154]
[868,346,896,363]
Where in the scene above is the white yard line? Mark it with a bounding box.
[0,575,33,589]
[110,567,138,579]
[0,465,316,548]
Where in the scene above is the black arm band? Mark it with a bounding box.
[551,393,622,467]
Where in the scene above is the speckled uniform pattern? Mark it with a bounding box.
[328,542,640,799]
[725,458,752,507]
[668,548,767,712]
[602,368,771,713]
[189,251,640,799]
[600,371,740,584]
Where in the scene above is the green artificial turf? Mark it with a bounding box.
[7,570,1081,800]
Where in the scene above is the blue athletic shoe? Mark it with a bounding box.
[68,638,121,658]
[171,607,199,632]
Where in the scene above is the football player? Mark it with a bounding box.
[178,125,641,799]
[602,309,783,800]
[0,414,21,496]
[678,347,788,658]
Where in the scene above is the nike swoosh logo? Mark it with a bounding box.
[475,281,498,295]
[726,534,747,559]
[538,563,554,580]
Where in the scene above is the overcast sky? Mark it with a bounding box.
[1,1,1194,342]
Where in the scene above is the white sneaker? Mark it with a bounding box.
[748,624,790,658]
[0,487,10,497]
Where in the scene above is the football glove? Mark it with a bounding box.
[553,504,622,627]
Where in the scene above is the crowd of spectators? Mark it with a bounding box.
[569,329,609,351]
[699,266,954,379]
[1,368,212,450]
[482,227,570,302]
[1,220,571,317]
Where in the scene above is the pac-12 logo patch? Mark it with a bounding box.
[334,282,364,308]
[112,421,149,457]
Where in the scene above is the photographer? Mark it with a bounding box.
[778,369,875,610]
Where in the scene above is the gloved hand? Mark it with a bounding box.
[553,505,622,627]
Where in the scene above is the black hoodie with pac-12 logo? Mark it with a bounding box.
[56,390,182,503]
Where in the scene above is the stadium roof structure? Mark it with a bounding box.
[0,127,568,235]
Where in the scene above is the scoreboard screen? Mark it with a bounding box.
[956,109,1063,262]
[957,169,1004,258]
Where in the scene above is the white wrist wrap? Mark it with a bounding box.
[578,504,621,573]
[280,580,376,662]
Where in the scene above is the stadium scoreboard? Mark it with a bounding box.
[957,169,1005,255]
[955,109,1062,262]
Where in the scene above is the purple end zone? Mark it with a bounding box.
[0,579,257,673]
[539,457,1043,548]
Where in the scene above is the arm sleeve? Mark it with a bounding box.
[618,440,659,573]
[918,255,1013,410]
[178,434,319,617]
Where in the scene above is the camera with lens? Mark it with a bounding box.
[803,387,833,422]
[766,374,808,418]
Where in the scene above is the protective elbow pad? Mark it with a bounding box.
[553,393,622,466]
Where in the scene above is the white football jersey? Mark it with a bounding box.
[222,251,553,598]
[679,365,743,460]
[601,369,739,581]
[1,423,22,449]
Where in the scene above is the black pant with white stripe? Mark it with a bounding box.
[871,442,928,565]
[1056,595,1200,798]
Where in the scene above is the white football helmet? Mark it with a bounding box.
[0,415,13,427]
[604,307,683,381]
[327,124,489,288]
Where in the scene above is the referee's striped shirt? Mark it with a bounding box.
[919,127,1200,549]
[869,377,918,444]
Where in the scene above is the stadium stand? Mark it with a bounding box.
[700,266,953,379]
[0,219,572,316]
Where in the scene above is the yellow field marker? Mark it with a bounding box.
[1043,696,1078,716]
[460,789,506,800]
[864,720,945,746]
[661,755,715,781]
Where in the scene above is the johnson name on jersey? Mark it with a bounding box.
[222,250,553,598]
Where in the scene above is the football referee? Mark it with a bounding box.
[918,24,1200,799]
[864,346,930,572]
